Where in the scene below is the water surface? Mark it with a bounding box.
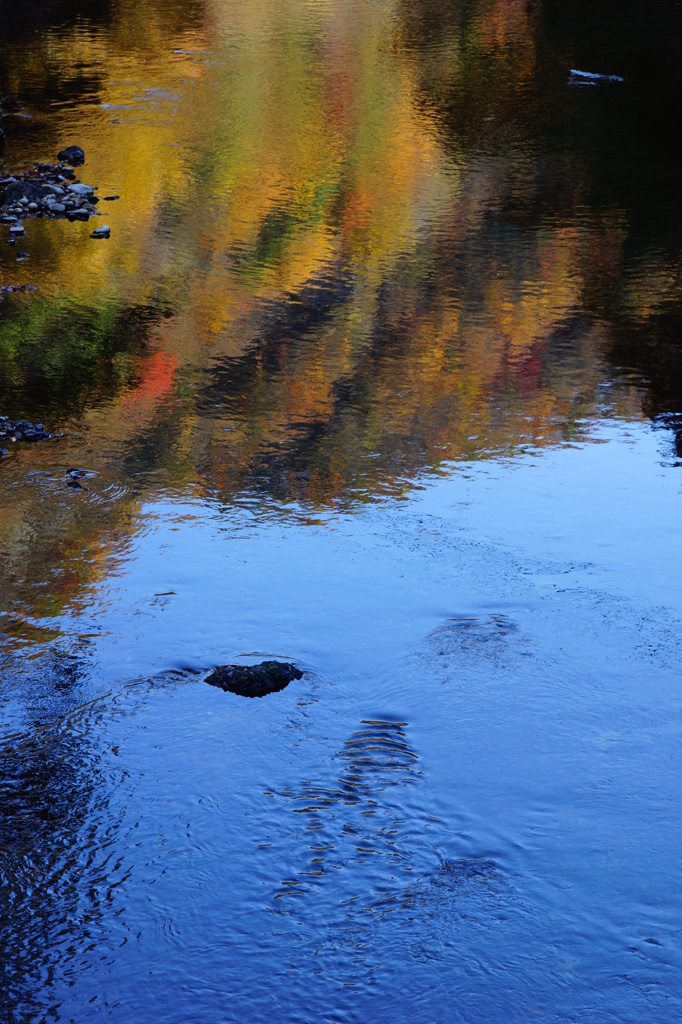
[1,1,682,1021]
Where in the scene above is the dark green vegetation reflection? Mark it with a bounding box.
[1,0,681,619]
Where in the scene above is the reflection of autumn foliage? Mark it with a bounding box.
[0,0,663,631]
[121,349,178,424]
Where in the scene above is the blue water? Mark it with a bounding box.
[2,422,681,1021]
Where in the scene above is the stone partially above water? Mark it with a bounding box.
[206,660,304,698]
[0,162,101,225]
[57,145,85,165]
[68,182,94,197]
[0,416,56,447]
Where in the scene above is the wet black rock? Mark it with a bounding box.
[57,145,85,165]
[1,181,50,205]
[0,416,55,448]
[206,660,303,698]
[90,225,110,239]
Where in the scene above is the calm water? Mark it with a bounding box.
[1,1,682,1021]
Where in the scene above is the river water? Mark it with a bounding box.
[1,1,681,1021]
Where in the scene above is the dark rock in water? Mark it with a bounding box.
[0,416,55,444]
[206,660,303,698]
[67,209,90,222]
[1,181,50,205]
[57,145,85,165]
[90,225,110,239]
[1,96,22,112]
[102,195,119,201]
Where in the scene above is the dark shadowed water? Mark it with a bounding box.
[1,1,682,1021]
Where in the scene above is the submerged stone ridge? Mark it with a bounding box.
[206,660,303,698]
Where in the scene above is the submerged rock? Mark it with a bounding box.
[206,660,303,698]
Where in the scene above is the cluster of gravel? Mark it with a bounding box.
[1,149,116,239]
[0,163,101,231]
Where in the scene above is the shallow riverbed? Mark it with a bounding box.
[1,1,682,1021]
